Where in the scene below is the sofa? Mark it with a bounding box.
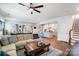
[0,34,34,56]
[1,44,17,56]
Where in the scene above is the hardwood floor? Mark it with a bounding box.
[56,41,70,52]
[49,35,71,55]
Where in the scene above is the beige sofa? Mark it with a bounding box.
[0,34,34,56]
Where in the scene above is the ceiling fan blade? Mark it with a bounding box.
[33,5,43,8]
[18,3,26,6]
[33,9,41,13]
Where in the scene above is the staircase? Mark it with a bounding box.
[69,19,79,46]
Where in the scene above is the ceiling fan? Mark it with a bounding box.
[18,3,44,14]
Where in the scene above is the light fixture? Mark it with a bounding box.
[29,9,33,14]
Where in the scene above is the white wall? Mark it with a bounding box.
[38,15,74,42]
[57,15,74,42]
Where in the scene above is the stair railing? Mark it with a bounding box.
[69,18,76,46]
[69,29,73,46]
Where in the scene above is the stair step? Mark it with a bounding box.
[72,34,79,36]
[71,40,76,42]
[71,43,74,45]
[73,30,79,32]
[71,41,76,43]
[72,36,79,39]
[73,31,79,32]
[73,28,79,31]
[71,36,79,38]
[73,26,79,30]
[71,39,79,41]
[71,41,76,45]
[73,32,79,34]
[72,37,79,39]
[71,40,76,43]
[73,34,79,36]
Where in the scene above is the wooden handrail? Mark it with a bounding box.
[69,29,73,46]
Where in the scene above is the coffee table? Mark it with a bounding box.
[24,41,50,56]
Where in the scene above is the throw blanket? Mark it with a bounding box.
[0,50,10,56]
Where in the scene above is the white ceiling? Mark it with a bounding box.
[0,3,79,23]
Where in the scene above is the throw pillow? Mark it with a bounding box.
[8,35,17,44]
[0,36,9,46]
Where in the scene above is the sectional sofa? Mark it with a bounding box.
[0,34,34,56]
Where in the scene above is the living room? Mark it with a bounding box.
[0,3,79,56]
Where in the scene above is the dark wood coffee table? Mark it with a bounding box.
[24,41,50,56]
